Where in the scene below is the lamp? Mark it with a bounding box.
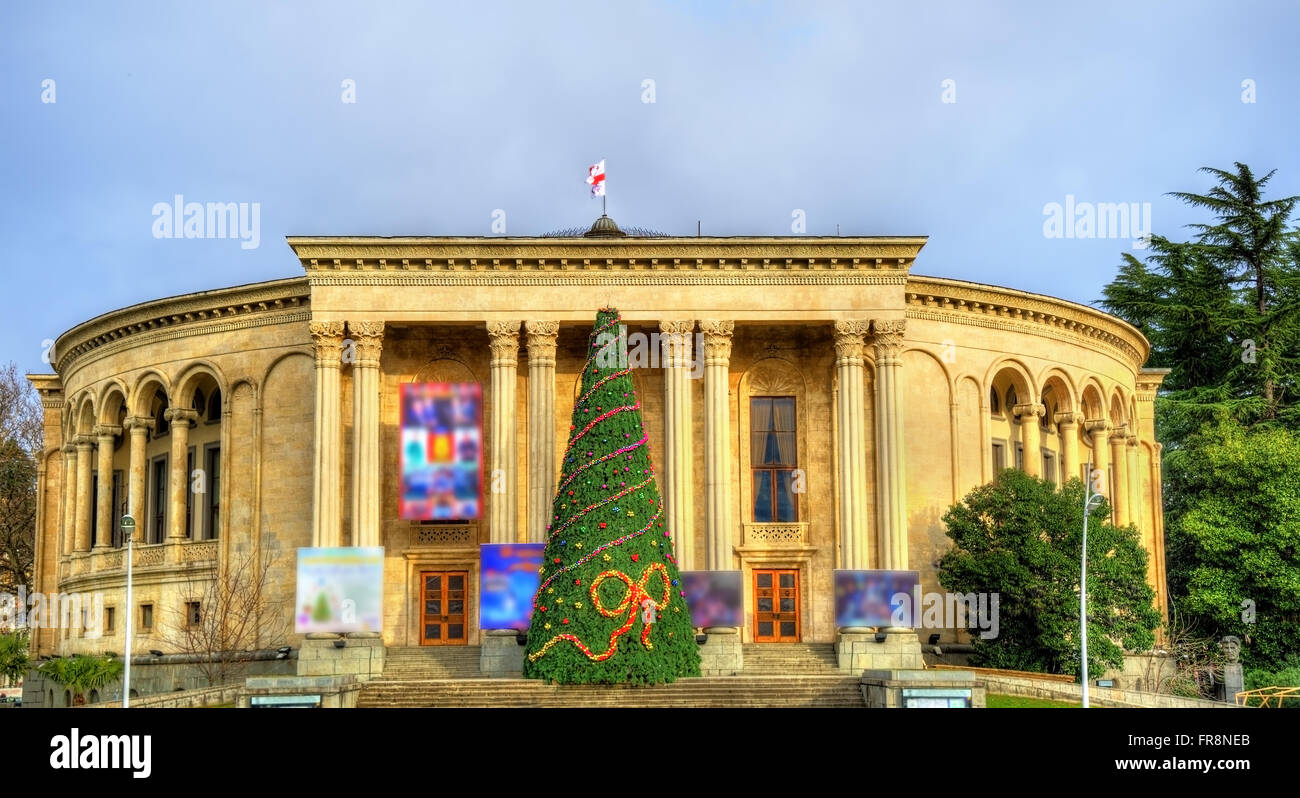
[874,632,887,643]
[695,634,707,645]
[333,639,347,649]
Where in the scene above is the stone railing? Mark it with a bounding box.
[181,540,219,562]
[743,522,808,546]
[414,524,477,546]
[134,544,166,567]
[92,683,240,709]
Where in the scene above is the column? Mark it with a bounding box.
[309,321,345,548]
[1013,402,1045,478]
[123,417,150,537]
[61,444,77,558]
[833,320,870,569]
[1055,411,1082,483]
[700,320,734,570]
[74,435,93,552]
[93,424,121,548]
[165,408,198,540]
[1126,432,1140,529]
[660,320,695,570]
[1084,419,1110,493]
[525,321,559,544]
[349,321,385,549]
[1110,426,1129,526]
[871,319,908,570]
[487,321,521,544]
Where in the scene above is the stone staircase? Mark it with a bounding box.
[741,643,840,674]
[358,642,863,708]
[358,674,863,708]
[381,646,483,679]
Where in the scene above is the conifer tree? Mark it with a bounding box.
[522,308,700,685]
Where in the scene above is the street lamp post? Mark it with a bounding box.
[121,514,136,708]
[1081,466,1104,709]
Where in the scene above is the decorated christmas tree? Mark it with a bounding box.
[523,308,701,685]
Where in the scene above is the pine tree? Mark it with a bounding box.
[522,308,701,685]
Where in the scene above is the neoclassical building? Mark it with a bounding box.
[27,217,1169,657]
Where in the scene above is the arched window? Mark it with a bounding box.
[751,396,798,522]
[206,388,222,423]
[1006,386,1018,416]
[989,387,1000,414]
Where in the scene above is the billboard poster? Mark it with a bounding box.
[479,543,546,630]
[833,569,921,628]
[400,382,483,520]
[295,547,384,634]
[679,570,743,628]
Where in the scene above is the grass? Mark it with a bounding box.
[986,693,1082,708]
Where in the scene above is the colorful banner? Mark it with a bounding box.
[400,382,483,520]
[680,570,742,628]
[833,569,921,628]
[295,547,384,634]
[480,544,546,630]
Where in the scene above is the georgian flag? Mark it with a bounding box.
[586,160,606,197]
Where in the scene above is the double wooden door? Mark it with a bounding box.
[753,568,801,642]
[420,571,467,645]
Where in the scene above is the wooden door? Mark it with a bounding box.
[753,569,800,642]
[420,571,468,645]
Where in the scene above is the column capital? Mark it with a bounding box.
[833,320,869,365]
[700,320,734,363]
[659,320,695,367]
[1012,402,1045,420]
[164,407,199,428]
[487,320,521,366]
[1126,433,1139,448]
[1084,418,1111,435]
[659,319,695,336]
[870,319,906,363]
[92,424,122,440]
[309,321,346,366]
[1154,441,1164,455]
[61,442,77,455]
[1054,410,1083,427]
[123,415,153,434]
[73,435,94,449]
[1109,424,1130,443]
[347,320,385,366]
[524,321,559,365]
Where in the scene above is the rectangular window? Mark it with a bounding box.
[750,397,797,523]
[90,473,99,548]
[1042,451,1056,485]
[104,607,115,633]
[991,441,1006,472]
[1014,442,1024,471]
[111,470,125,547]
[204,444,220,540]
[149,456,168,544]
[140,603,154,632]
[185,447,195,540]
[184,601,201,629]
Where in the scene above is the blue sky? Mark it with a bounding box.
[2,0,1297,375]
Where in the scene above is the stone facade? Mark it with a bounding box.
[26,230,1168,660]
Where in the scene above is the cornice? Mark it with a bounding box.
[904,275,1151,370]
[289,236,925,287]
[55,278,311,377]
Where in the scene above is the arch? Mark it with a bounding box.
[903,347,956,397]
[97,383,129,428]
[73,392,97,436]
[1109,389,1127,428]
[740,356,808,396]
[173,361,228,412]
[983,358,1035,404]
[1079,378,1107,420]
[738,357,810,527]
[411,356,478,385]
[1037,368,1078,414]
[129,371,172,418]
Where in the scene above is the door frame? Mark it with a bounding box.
[751,568,802,642]
[403,550,478,646]
[736,549,816,643]
[418,569,469,645]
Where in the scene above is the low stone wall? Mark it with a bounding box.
[92,683,240,708]
[980,673,1235,708]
